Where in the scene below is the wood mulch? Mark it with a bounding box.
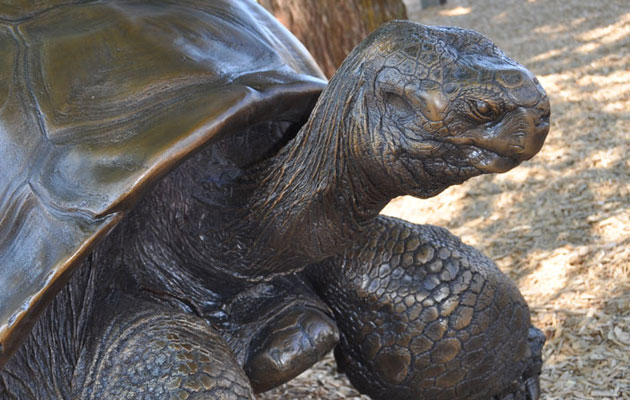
[261,0,630,398]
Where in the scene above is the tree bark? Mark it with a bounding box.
[260,0,407,78]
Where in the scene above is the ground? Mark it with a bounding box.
[261,0,630,398]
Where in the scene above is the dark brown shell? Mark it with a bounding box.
[0,0,325,366]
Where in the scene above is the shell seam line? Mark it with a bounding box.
[11,26,50,140]
[0,0,99,23]
[27,181,102,221]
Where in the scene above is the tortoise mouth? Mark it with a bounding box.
[463,144,522,173]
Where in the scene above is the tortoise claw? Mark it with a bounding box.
[493,375,541,400]
[525,376,541,400]
[244,306,339,393]
[494,326,545,400]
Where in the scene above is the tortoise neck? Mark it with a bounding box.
[252,81,398,262]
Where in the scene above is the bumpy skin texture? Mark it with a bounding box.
[77,309,254,400]
[310,218,538,400]
[0,8,550,400]
[0,267,256,400]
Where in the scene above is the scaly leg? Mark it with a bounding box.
[1,291,255,400]
[74,295,255,400]
[308,216,544,400]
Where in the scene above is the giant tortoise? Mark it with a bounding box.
[0,0,550,399]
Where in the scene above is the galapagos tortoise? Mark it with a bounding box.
[0,0,550,399]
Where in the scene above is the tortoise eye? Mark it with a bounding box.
[469,99,494,120]
[476,100,490,114]
[384,91,414,117]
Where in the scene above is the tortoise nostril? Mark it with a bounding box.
[536,115,550,128]
[537,98,551,118]
[537,113,550,132]
[533,99,551,128]
[542,112,550,123]
[540,107,551,122]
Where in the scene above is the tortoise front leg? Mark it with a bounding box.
[307,216,544,400]
[74,296,254,400]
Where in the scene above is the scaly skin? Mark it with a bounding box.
[308,217,542,400]
[75,306,254,400]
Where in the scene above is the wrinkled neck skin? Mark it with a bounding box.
[248,82,398,271]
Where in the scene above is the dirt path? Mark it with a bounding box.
[261,1,630,398]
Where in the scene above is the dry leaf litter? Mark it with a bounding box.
[261,0,630,398]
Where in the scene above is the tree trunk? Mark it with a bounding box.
[259,0,407,78]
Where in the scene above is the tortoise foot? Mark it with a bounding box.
[224,276,339,393]
[244,306,338,393]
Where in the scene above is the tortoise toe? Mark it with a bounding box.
[244,306,339,393]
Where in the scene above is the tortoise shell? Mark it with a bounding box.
[0,0,326,366]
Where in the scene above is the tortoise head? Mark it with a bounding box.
[330,21,550,198]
